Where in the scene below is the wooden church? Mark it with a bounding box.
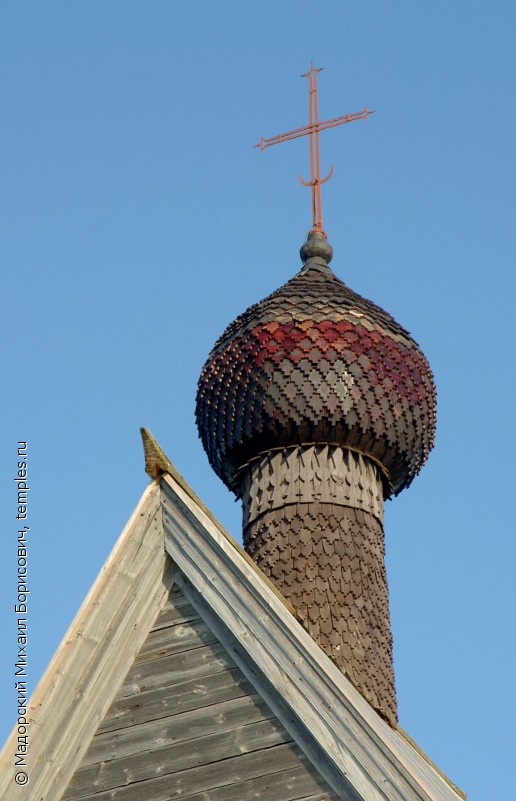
[0,67,465,801]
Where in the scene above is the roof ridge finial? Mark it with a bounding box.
[253,63,375,237]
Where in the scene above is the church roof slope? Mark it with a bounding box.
[0,480,170,800]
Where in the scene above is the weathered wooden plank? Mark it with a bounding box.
[135,618,218,663]
[173,766,341,801]
[0,483,174,801]
[62,742,313,801]
[66,718,292,798]
[80,693,275,766]
[150,591,201,630]
[42,551,174,793]
[98,667,255,733]
[296,795,341,801]
[118,641,234,697]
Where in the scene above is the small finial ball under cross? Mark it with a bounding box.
[300,230,333,265]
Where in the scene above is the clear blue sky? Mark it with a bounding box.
[1,3,514,799]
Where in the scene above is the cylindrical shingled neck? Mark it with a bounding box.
[241,443,397,725]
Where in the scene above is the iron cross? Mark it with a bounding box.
[254,63,374,235]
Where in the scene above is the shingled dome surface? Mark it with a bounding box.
[196,237,436,497]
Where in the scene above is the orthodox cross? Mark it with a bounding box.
[254,64,374,235]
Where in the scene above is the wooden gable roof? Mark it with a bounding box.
[62,582,339,801]
[0,432,464,801]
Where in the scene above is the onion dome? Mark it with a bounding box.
[196,231,436,498]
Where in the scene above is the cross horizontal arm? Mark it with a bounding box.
[254,107,374,152]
